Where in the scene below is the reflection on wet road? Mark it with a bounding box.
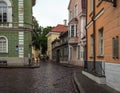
[0,62,76,93]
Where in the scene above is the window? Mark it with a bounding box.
[97,0,102,5]
[75,24,77,37]
[74,4,78,17]
[80,48,84,59]
[61,48,64,57]
[90,34,94,56]
[78,46,84,60]
[0,1,7,22]
[62,38,65,43]
[112,36,119,58]
[70,24,77,37]
[0,36,8,53]
[70,47,72,60]
[98,0,102,2]
[64,37,67,43]
[78,46,80,59]
[90,0,93,12]
[98,28,104,56]
[64,47,68,56]
[71,25,74,37]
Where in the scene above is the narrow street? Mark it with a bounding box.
[0,62,76,93]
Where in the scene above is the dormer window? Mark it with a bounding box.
[0,1,7,22]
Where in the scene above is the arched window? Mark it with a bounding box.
[0,36,8,53]
[0,1,7,22]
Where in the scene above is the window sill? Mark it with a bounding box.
[97,55,104,58]
[89,56,94,58]
[113,57,119,59]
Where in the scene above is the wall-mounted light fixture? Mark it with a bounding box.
[102,0,117,7]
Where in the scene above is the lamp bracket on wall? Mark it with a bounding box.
[102,0,117,7]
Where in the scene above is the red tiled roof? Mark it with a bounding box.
[51,24,68,33]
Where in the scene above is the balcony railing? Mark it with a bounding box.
[68,37,78,46]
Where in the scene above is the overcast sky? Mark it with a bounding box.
[33,0,70,27]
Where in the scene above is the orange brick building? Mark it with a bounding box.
[86,0,120,92]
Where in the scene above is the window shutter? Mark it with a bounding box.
[116,36,119,58]
[112,38,115,57]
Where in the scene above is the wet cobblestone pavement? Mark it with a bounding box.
[0,62,76,93]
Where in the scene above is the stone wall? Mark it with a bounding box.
[105,62,120,92]
[0,57,29,66]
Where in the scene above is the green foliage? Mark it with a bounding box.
[32,18,53,54]
[40,26,53,54]
[32,18,41,50]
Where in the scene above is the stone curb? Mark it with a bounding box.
[0,65,40,68]
[73,71,85,93]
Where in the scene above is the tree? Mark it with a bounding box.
[32,17,41,50]
[32,18,53,55]
[40,26,53,54]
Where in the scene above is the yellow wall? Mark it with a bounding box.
[32,47,41,62]
[47,32,60,60]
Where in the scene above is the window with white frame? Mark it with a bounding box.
[71,25,74,37]
[80,47,84,59]
[77,46,80,59]
[90,34,94,56]
[70,24,77,37]
[90,0,93,12]
[0,1,7,22]
[0,36,8,53]
[98,28,104,56]
[74,4,78,17]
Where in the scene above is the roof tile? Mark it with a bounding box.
[51,24,68,33]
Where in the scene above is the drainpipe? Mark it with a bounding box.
[93,0,96,71]
[85,0,88,69]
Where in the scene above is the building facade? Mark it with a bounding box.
[46,24,68,61]
[0,0,35,66]
[86,0,120,92]
[68,0,86,66]
[52,31,68,64]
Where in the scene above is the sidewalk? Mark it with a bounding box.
[0,62,40,68]
[73,67,120,93]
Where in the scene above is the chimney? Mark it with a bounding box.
[63,19,67,26]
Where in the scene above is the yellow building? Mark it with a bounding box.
[32,47,41,62]
[46,24,68,61]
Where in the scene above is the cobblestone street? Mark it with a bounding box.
[0,62,76,93]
